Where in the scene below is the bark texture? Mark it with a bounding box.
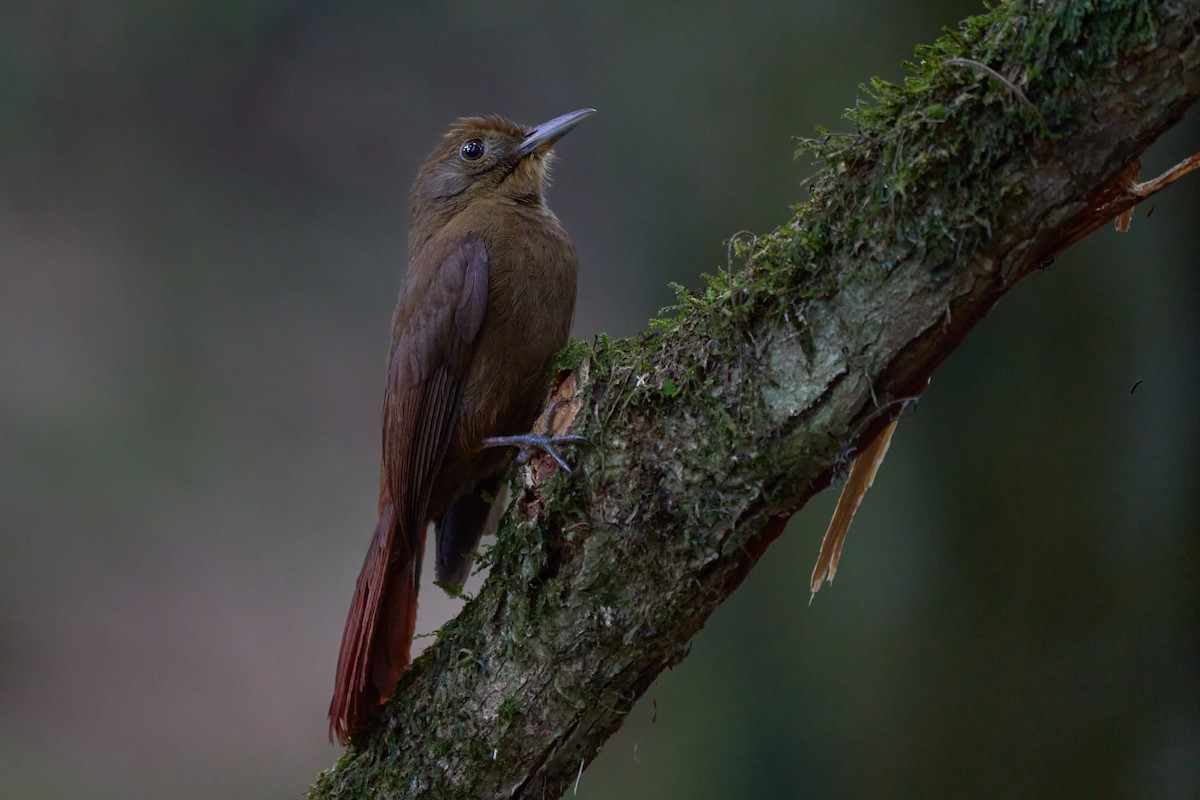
[312,2,1200,797]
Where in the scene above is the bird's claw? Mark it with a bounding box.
[481,433,591,473]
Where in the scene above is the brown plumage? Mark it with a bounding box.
[330,109,594,745]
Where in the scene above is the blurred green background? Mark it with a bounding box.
[1,2,1196,798]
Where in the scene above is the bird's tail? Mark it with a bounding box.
[329,501,421,745]
[435,475,503,591]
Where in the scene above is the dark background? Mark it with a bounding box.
[2,2,1196,798]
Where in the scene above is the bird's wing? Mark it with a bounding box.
[329,235,488,745]
[383,234,489,543]
[809,417,899,599]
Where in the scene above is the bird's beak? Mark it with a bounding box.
[519,108,596,156]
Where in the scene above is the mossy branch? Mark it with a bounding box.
[312,2,1200,798]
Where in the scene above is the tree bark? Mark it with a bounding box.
[311,2,1200,797]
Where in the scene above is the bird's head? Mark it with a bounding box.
[409,108,594,232]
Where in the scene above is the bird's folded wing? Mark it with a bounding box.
[383,235,490,546]
[329,236,489,744]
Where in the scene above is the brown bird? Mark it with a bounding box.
[329,108,594,745]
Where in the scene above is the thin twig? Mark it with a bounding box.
[944,57,1048,131]
[1132,152,1200,197]
[1115,152,1200,231]
[725,230,758,295]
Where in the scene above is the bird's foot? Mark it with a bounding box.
[480,433,590,473]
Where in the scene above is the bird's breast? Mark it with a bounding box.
[456,206,579,446]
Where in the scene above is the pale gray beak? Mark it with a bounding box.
[519,108,596,156]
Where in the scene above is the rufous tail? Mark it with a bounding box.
[329,501,420,745]
[810,418,899,600]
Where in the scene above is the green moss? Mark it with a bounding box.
[552,337,591,372]
[497,694,523,730]
[774,0,1159,296]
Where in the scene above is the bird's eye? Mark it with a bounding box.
[460,139,486,162]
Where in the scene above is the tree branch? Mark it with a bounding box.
[311,2,1200,797]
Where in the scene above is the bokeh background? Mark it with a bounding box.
[2,2,1196,798]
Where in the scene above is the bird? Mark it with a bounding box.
[329,108,594,746]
